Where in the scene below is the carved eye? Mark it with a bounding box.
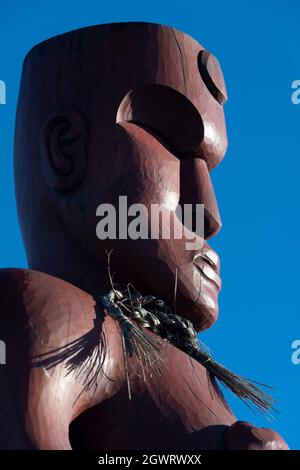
[198,50,227,105]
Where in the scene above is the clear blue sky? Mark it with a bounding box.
[0,0,299,449]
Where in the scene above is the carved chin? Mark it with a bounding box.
[178,282,219,332]
[171,273,219,332]
[194,298,219,332]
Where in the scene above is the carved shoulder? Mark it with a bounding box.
[0,268,98,449]
[0,267,96,344]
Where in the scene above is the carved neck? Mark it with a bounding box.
[28,231,109,295]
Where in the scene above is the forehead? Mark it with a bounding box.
[23,23,227,170]
[111,25,227,102]
[24,22,226,107]
[152,27,227,102]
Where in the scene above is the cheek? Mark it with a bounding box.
[129,152,180,210]
[83,123,182,256]
[115,122,181,208]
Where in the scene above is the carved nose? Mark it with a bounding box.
[179,158,221,240]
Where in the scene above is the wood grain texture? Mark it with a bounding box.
[4,23,289,449]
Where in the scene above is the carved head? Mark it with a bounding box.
[14,23,228,331]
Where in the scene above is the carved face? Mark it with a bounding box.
[15,24,228,331]
[81,28,227,331]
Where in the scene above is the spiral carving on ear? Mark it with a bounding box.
[40,109,88,191]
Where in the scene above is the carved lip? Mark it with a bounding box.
[193,248,221,290]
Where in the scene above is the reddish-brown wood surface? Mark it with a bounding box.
[0,23,288,449]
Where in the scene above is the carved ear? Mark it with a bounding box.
[40,109,88,191]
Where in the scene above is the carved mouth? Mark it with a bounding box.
[193,249,221,290]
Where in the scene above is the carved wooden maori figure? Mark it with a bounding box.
[0,23,288,450]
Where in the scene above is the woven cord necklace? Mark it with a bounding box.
[32,258,275,416]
